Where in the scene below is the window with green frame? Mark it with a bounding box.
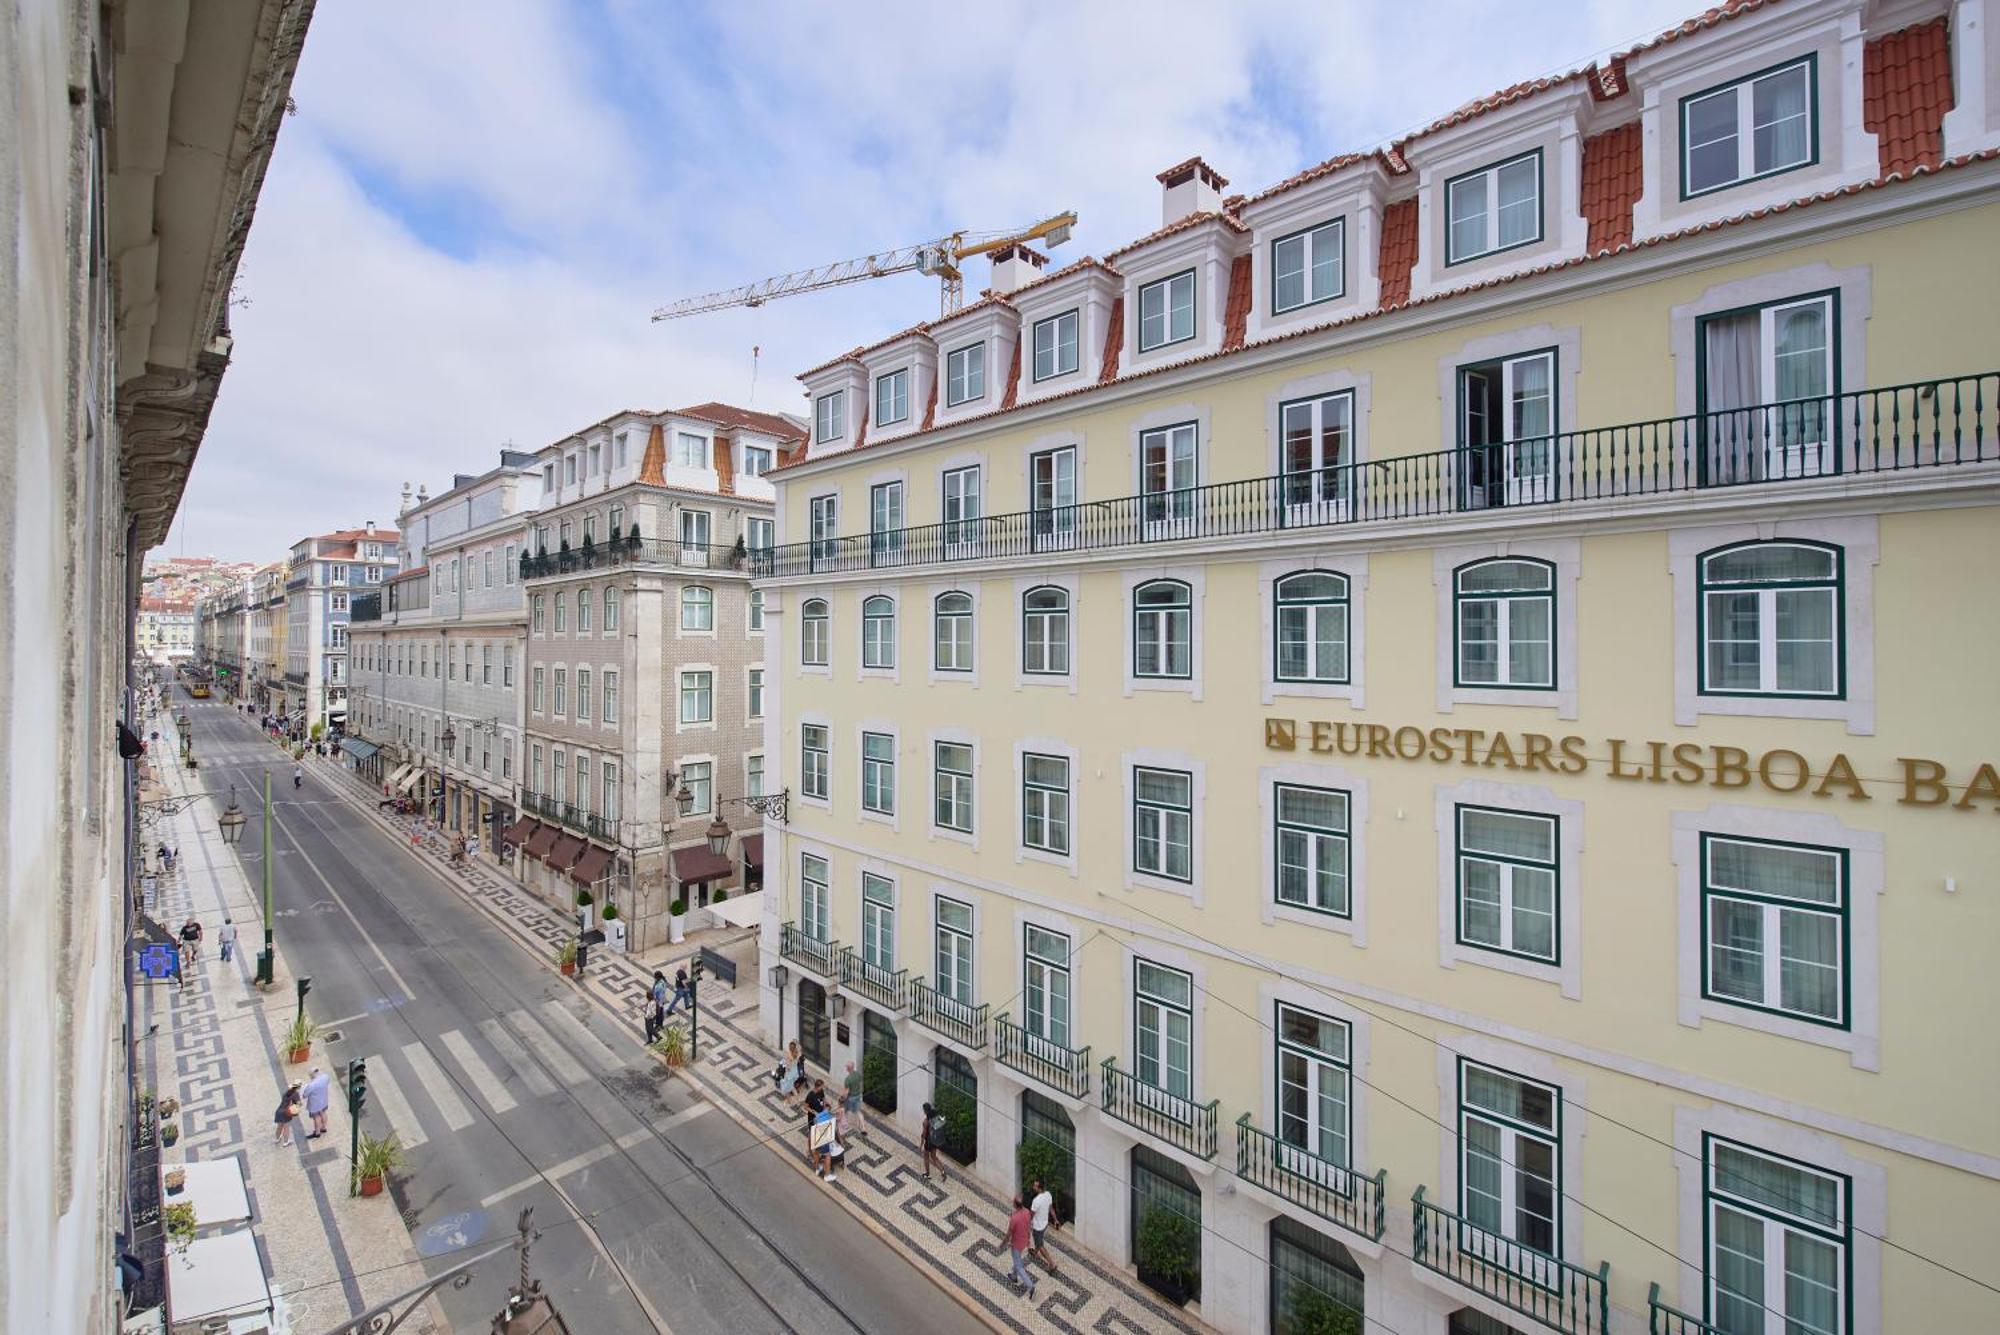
[1702,834,1846,1027]
[1133,579,1193,679]
[861,731,895,814]
[1138,269,1196,351]
[862,595,896,669]
[934,741,973,833]
[1445,150,1541,265]
[1271,218,1344,313]
[1274,570,1350,684]
[1458,1059,1560,1257]
[1705,1135,1848,1335]
[1681,56,1816,199]
[1697,541,1842,698]
[1455,805,1558,964]
[1274,783,1350,917]
[1454,558,1554,689]
[1133,766,1194,882]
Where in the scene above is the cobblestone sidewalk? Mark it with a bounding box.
[319,755,1212,1335]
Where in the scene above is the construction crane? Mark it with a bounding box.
[651,211,1078,322]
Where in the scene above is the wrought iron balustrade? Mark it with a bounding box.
[994,1014,1091,1099]
[780,922,840,975]
[909,982,989,1048]
[1099,1057,1217,1160]
[519,539,753,581]
[1236,1114,1385,1241]
[837,946,913,1012]
[1412,1186,1610,1334]
[1647,1283,1729,1334]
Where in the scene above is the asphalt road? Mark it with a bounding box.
[185,695,983,1335]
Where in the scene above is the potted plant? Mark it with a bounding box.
[163,1167,187,1195]
[557,938,578,976]
[162,1201,197,1255]
[575,889,594,908]
[1134,1204,1200,1306]
[626,523,640,550]
[354,1132,404,1197]
[1283,1284,1364,1335]
[649,1021,689,1069]
[575,888,594,933]
[730,534,748,570]
[160,1118,180,1148]
[285,1013,319,1064]
[668,897,688,945]
[157,1095,180,1120]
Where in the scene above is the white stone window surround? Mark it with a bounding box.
[933,449,988,536]
[1258,549,1369,710]
[677,749,719,817]
[1258,759,1370,947]
[796,594,833,680]
[855,585,901,684]
[1121,564,1207,700]
[742,664,762,725]
[1012,904,1087,1041]
[1263,365,1373,488]
[1121,747,1209,906]
[1429,1034,1590,1272]
[1431,537,1582,719]
[1119,224,1237,367]
[742,750,764,804]
[674,661,717,735]
[873,362,914,430]
[855,854,903,972]
[942,336,990,410]
[1244,171,1385,341]
[1013,572,1080,694]
[797,708,833,814]
[1115,937,1212,1137]
[1667,514,1878,735]
[927,579,981,687]
[1670,802,1883,1070]
[1126,401,1212,509]
[1433,777,1585,999]
[926,725,980,853]
[1017,427,1087,546]
[855,717,901,833]
[928,881,984,1011]
[1670,1103,1886,1335]
[789,837,837,935]
[1013,268,1118,405]
[1631,4,1877,242]
[864,465,910,551]
[1942,0,2000,158]
[675,582,718,642]
[1668,260,1871,418]
[1254,980,1377,1220]
[1434,321,1583,457]
[1012,737,1080,878]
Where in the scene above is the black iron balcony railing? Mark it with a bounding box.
[780,923,839,975]
[838,946,914,1013]
[1647,1284,1727,1334]
[1100,1057,1218,1160]
[519,538,759,581]
[520,791,611,842]
[909,981,989,1049]
[994,1015,1092,1100]
[752,374,2000,580]
[1236,1114,1386,1242]
[1412,1187,1610,1334]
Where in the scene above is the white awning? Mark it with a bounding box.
[384,763,412,789]
[708,888,765,929]
[396,767,425,795]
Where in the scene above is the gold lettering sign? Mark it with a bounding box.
[1262,718,1996,811]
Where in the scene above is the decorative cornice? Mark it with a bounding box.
[120,354,226,549]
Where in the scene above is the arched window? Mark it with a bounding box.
[603,586,620,630]
[801,599,830,666]
[1132,580,1192,679]
[934,592,974,672]
[1273,571,1350,684]
[1022,586,1070,676]
[1453,559,1554,689]
[1698,541,1841,696]
[577,588,592,633]
[862,595,897,669]
[681,585,713,632]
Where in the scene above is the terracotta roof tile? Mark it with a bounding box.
[1244,152,1378,207]
[1580,121,1644,253]
[1376,198,1421,308]
[1864,18,1954,178]
[1102,210,1247,263]
[1220,253,1253,352]
[637,424,666,485]
[672,401,807,443]
[797,345,866,380]
[919,373,938,430]
[1621,0,1775,59]
[999,341,1022,410]
[713,433,737,496]
[1008,255,1123,297]
[1097,297,1124,385]
[1155,156,1228,189]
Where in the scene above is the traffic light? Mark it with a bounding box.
[689,957,705,986]
[347,1058,368,1118]
[296,976,313,1010]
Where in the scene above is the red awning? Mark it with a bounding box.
[569,844,615,887]
[498,817,535,848]
[672,846,734,885]
[739,834,763,868]
[547,834,586,872]
[522,823,559,860]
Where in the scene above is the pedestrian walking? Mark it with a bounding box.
[217,917,238,963]
[178,916,202,965]
[466,833,480,861]
[1005,1196,1037,1299]
[302,1067,333,1139]
[1029,1178,1060,1274]
[293,763,303,790]
[274,1083,303,1147]
[810,1103,840,1183]
[643,993,664,1045]
[920,1101,948,1182]
[664,967,691,1017]
[841,1060,866,1136]
[775,1041,804,1100]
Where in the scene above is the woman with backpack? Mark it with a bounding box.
[920,1101,948,1183]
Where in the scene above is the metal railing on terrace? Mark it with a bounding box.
[909,982,988,1049]
[994,1015,1091,1100]
[1235,1114,1386,1242]
[1412,1187,1610,1334]
[1100,1057,1218,1160]
[752,374,2000,579]
[837,947,914,1013]
[1647,1284,1727,1334]
[780,923,840,976]
[519,539,758,581]
[520,791,615,842]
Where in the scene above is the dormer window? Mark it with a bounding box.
[564,454,578,485]
[1272,219,1344,312]
[674,432,708,468]
[1682,57,1815,198]
[875,369,910,427]
[815,391,845,443]
[1446,151,1542,265]
[743,445,773,476]
[1032,310,1080,382]
[589,443,601,475]
[1138,271,1196,352]
[946,344,985,406]
[614,431,629,468]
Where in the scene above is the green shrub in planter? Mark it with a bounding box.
[1281,1285,1364,1335]
[1016,1132,1074,1219]
[669,898,688,917]
[601,903,619,920]
[713,888,728,902]
[1134,1205,1200,1301]
[576,889,594,907]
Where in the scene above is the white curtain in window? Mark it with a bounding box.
[1704,310,1762,482]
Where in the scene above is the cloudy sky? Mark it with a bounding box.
[173,0,1699,563]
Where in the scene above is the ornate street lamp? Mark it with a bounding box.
[704,815,731,857]
[674,782,694,818]
[439,721,457,752]
[218,789,247,846]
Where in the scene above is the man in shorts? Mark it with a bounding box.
[1029,1178,1060,1274]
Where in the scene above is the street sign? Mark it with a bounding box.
[137,943,181,981]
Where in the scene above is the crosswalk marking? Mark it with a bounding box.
[401,1042,475,1131]
[476,1018,557,1098]
[440,1029,517,1114]
[538,999,624,1071]
[506,1008,591,1087]
[366,1060,427,1149]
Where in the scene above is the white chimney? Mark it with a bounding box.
[988,243,1049,295]
[1158,156,1228,226]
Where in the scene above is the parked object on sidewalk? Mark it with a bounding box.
[668,896,688,944]
[557,938,578,976]
[354,1132,404,1197]
[284,1013,319,1064]
[649,1021,688,1069]
[274,1083,302,1146]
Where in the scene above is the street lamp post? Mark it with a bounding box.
[255,769,276,986]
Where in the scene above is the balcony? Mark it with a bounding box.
[1411,1187,1610,1335]
[522,791,617,844]
[1647,1284,1726,1334]
[753,374,2000,580]
[837,947,914,1014]
[779,923,840,977]
[1100,1057,1218,1161]
[519,538,755,581]
[1235,1114,1386,1243]
[994,1015,1091,1100]
[909,981,988,1049]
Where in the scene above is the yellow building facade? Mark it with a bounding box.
[754,3,2000,1331]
